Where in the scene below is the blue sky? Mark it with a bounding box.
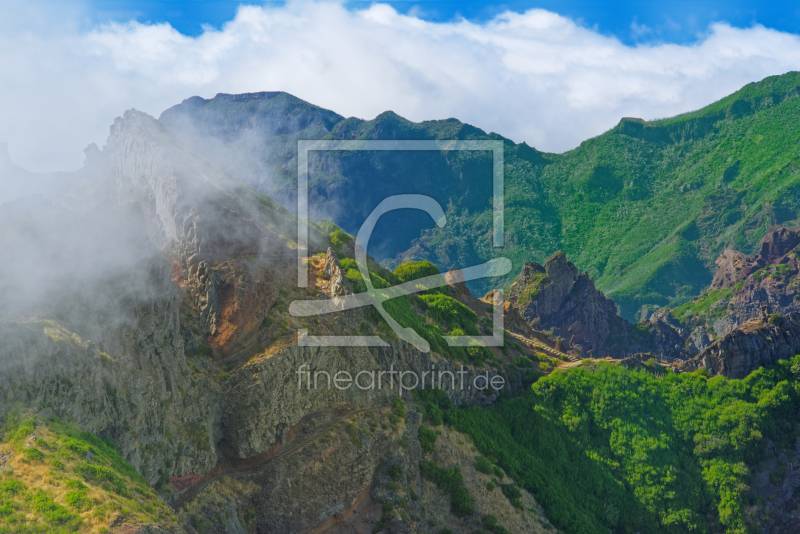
[3,0,800,171]
[89,0,800,43]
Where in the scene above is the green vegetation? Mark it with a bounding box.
[413,387,453,427]
[480,514,514,534]
[672,288,732,323]
[353,73,800,319]
[338,256,492,365]
[167,72,800,320]
[418,426,438,453]
[419,461,473,516]
[0,410,174,532]
[347,423,361,448]
[372,501,397,534]
[392,396,406,418]
[394,261,442,283]
[448,357,800,533]
[474,456,493,474]
[753,263,795,283]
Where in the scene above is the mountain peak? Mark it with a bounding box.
[212,91,286,103]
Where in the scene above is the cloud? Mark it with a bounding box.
[3,0,800,172]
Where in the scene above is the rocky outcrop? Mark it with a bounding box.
[223,340,519,460]
[321,247,353,298]
[0,253,219,484]
[712,226,800,290]
[507,251,652,358]
[643,226,800,360]
[682,312,800,378]
[705,226,800,335]
[0,108,548,534]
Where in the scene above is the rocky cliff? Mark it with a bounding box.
[0,110,551,534]
[710,226,800,334]
[506,251,652,358]
[683,312,800,378]
[641,226,800,361]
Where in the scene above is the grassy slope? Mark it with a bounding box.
[448,358,800,534]
[0,410,176,533]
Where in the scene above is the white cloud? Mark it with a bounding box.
[2,0,800,172]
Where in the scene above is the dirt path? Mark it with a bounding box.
[506,330,578,362]
[171,404,391,509]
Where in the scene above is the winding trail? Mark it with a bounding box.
[171,403,391,509]
[505,331,578,362]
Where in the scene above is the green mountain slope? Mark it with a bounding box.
[0,410,176,533]
[161,72,800,320]
[449,357,800,534]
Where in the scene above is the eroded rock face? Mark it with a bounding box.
[683,312,800,378]
[322,247,353,298]
[646,308,693,359]
[507,251,652,357]
[223,341,517,460]
[710,226,800,335]
[711,227,800,290]
[0,254,218,484]
[0,107,548,534]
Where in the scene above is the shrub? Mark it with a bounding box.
[393,396,406,418]
[372,501,396,533]
[475,456,493,475]
[192,514,210,533]
[394,261,441,283]
[347,423,361,448]
[513,356,535,367]
[62,439,91,456]
[418,426,438,453]
[50,459,66,471]
[22,447,43,462]
[482,514,498,528]
[419,461,473,516]
[423,403,444,426]
[388,465,402,481]
[75,462,125,494]
[25,488,81,528]
[64,489,92,511]
[0,480,25,497]
[500,484,521,500]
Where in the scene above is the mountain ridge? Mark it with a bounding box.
[158,71,800,321]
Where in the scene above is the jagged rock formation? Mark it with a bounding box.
[712,226,800,289]
[321,247,353,298]
[507,251,652,358]
[0,249,219,484]
[644,226,800,361]
[683,312,800,378]
[0,109,551,534]
[643,307,712,360]
[711,226,800,334]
